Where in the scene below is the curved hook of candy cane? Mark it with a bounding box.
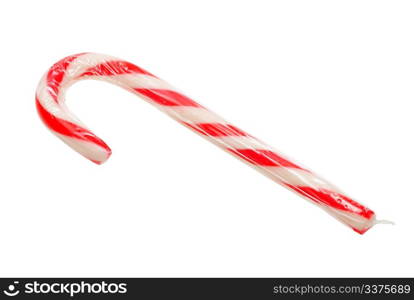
[36,52,385,234]
[36,53,177,164]
[36,53,113,164]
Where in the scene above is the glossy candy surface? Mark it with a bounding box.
[36,53,377,234]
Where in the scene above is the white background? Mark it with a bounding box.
[0,0,413,277]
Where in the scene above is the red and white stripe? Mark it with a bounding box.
[36,53,377,234]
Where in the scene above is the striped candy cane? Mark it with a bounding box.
[36,53,379,234]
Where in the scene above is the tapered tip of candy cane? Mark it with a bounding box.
[326,208,375,234]
[35,97,112,165]
[350,216,394,234]
[56,133,112,165]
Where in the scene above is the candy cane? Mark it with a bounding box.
[36,53,382,234]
